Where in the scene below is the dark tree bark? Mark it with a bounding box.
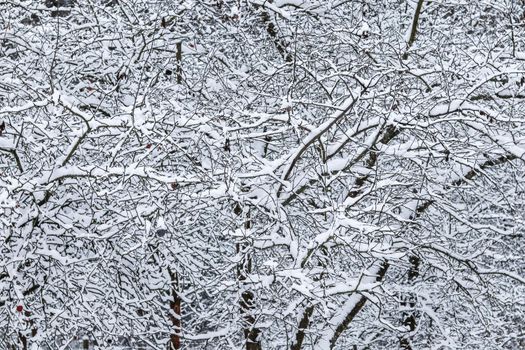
[176,42,182,84]
[403,0,425,59]
[290,305,314,350]
[400,256,420,350]
[168,267,182,350]
[328,261,390,349]
[255,1,292,63]
[236,207,262,350]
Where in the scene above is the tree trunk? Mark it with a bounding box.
[400,256,420,350]
[176,42,182,84]
[168,267,182,350]
[236,206,262,350]
[290,305,314,350]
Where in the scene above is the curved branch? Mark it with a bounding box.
[278,95,360,196]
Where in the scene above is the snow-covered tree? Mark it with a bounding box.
[0,1,524,349]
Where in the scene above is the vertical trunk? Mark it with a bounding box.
[176,42,182,84]
[290,306,314,350]
[400,256,420,350]
[18,333,27,350]
[241,286,261,350]
[255,0,292,62]
[236,206,261,350]
[168,267,182,350]
[238,242,261,350]
[16,311,37,350]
